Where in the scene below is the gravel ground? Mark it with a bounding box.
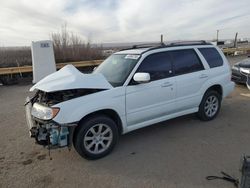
[0,56,250,188]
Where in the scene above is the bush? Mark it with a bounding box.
[0,47,32,68]
[51,24,103,63]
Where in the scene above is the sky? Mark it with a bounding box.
[0,0,250,46]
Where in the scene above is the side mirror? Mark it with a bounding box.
[133,72,150,83]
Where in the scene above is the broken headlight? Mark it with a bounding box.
[31,103,60,120]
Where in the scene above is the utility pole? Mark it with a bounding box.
[234,32,238,48]
[160,34,163,44]
[216,30,219,43]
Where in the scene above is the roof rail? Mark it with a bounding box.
[168,40,211,46]
[132,42,165,49]
[120,42,165,51]
[119,40,212,52]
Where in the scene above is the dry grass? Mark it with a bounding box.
[0,47,31,68]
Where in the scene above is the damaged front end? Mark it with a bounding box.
[25,65,113,150]
[25,88,103,149]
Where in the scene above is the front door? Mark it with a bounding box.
[125,51,176,127]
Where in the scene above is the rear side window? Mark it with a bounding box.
[170,49,204,76]
[136,51,172,81]
[199,48,223,68]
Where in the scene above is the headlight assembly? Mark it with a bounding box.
[240,67,250,75]
[31,103,60,120]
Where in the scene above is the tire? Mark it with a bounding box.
[197,90,221,121]
[73,115,118,160]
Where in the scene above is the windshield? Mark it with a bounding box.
[94,54,140,87]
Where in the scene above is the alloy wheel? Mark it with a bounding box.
[204,95,219,117]
[83,124,113,154]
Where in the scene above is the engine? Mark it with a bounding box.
[33,88,104,106]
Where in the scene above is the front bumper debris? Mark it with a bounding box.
[25,97,76,148]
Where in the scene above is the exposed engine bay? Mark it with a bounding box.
[32,88,104,106]
[26,88,104,149]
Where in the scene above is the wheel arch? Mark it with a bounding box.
[205,84,223,98]
[198,84,223,107]
[197,84,223,121]
[74,109,123,136]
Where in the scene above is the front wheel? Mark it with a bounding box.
[73,115,118,160]
[197,90,221,121]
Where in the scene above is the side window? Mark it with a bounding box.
[136,52,173,81]
[170,49,204,76]
[199,48,223,68]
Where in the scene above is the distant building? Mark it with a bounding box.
[103,49,116,57]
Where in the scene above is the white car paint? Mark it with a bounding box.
[125,76,176,127]
[31,45,235,134]
[133,72,150,83]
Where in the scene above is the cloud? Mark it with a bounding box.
[0,0,250,46]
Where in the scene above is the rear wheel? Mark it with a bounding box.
[197,90,221,121]
[73,115,118,160]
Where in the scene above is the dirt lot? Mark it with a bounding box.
[0,56,250,188]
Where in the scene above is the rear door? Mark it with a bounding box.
[125,51,176,127]
[170,49,207,111]
[198,47,226,82]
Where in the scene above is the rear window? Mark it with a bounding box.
[170,49,204,76]
[199,48,223,68]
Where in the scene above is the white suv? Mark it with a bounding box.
[25,41,235,159]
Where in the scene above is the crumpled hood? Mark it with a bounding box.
[30,64,113,92]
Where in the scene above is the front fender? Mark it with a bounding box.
[52,87,126,125]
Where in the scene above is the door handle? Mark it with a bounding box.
[161,82,173,87]
[199,74,208,79]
